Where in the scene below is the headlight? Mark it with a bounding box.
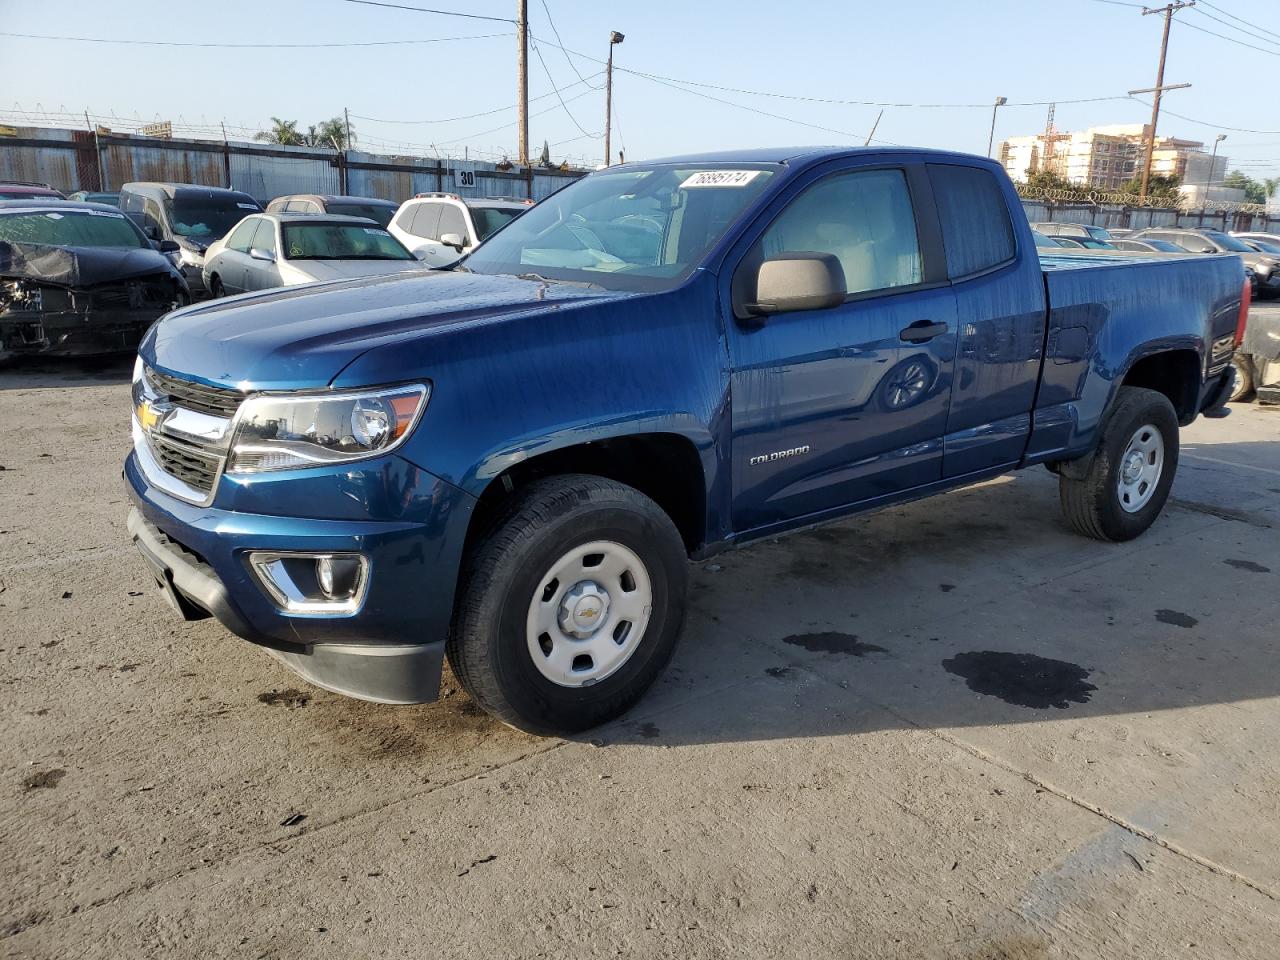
[226,384,429,474]
[178,246,204,267]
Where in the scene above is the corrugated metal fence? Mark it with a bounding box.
[4,126,1279,232]
[0,126,585,204]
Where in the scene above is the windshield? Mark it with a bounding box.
[1203,231,1254,253]
[167,197,259,239]
[462,163,779,291]
[1243,237,1280,255]
[470,206,523,241]
[281,222,413,260]
[0,209,146,248]
[1085,225,1112,241]
[1144,239,1184,253]
[326,203,395,228]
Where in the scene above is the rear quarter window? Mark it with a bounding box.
[928,164,1016,278]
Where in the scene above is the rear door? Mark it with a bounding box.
[725,160,959,533]
[927,163,1048,476]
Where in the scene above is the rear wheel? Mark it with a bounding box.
[1059,386,1179,542]
[1229,354,1255,403]
[448,474,688,736]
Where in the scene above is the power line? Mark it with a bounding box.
[350,73,602,125]
[1189,4,1280,47]
[335,0,514,23]
[530,39,600,139]
[538,0,602,90]
[1197,0,1280,42]
[431,86,598,147]
[525,33,1131,110]
[0,28,509,48]
[1175,15,1280,56]
[1129,97,1280,135]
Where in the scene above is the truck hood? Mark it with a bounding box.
[142,269,631,390]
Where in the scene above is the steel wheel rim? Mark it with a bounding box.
[1117,422,1164,513]
[525,540,653,688]
[886,361,930,409]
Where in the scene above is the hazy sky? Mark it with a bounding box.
[2,0,1277,179]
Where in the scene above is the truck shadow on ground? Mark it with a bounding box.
[578,443,1280,749]
[0,355,134,390]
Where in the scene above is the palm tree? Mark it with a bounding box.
[1265,177,1280,203]
[254,117,305,146]
[306,117,351,150]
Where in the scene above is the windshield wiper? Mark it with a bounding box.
[515,271,605,290]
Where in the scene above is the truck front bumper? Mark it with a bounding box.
[124,450,474,704]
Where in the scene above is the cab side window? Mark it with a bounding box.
[226,218,259,253]
[758,168,922,296]
[928,164,1016,278]
[437,204,468,242]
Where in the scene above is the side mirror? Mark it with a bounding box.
[249,247,276,263]
[746,253,847,317]
[157,239,180,254]
[439,232,467,252]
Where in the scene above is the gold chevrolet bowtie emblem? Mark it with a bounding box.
[136,399,163,432]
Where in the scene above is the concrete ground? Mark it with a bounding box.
[2,351,1279,960]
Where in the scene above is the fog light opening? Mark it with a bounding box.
[248,551,369,615]
[316,555,362,601]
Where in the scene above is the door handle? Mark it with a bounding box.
[899,320,949,343]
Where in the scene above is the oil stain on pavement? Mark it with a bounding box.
[783,632,887,657]
[1224,559,1270,573]
[1155,609,1199,628]
[942,651,1096,709]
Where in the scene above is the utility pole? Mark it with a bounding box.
[1135,1,1194,199]
[986,96,1007,159]
[517,0,529,166]
[344,107,353,151]
[604,31,625,167]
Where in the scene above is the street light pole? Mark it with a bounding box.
[987,96,1007,159]
[604,31,624,167]
[1200,133,1226,227]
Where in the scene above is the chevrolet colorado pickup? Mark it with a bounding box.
[125,147,1249,735]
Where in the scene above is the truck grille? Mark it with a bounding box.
[145,366,244,418]
[149,433,221,494]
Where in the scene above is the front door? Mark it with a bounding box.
[726,163,959,534]
[242,219,281,291]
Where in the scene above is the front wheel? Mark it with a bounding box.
[208,275,226,299]
[1058,386,1179,542]
[448,474,688,736]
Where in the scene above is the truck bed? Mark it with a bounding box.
[1026,251,1245,463]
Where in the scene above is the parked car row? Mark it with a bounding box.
[1032,219,1280,300]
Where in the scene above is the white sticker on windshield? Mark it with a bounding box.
[44,212,64,219]
[87,209,124,218]
[363,228,387,235]
[236,202,258,209]
[680,170,761,189]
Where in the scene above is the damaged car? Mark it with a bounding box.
[0,201,189,360]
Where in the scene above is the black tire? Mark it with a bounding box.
[208,275,225,299]
[1058,386,1179,542]
[1229,354,1255,403]
[448,474,688,736]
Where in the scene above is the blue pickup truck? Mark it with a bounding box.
[126,147,1248,734]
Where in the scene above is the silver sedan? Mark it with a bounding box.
[202,213,426,297]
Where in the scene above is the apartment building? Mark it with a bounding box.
[997,123,1222,192]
